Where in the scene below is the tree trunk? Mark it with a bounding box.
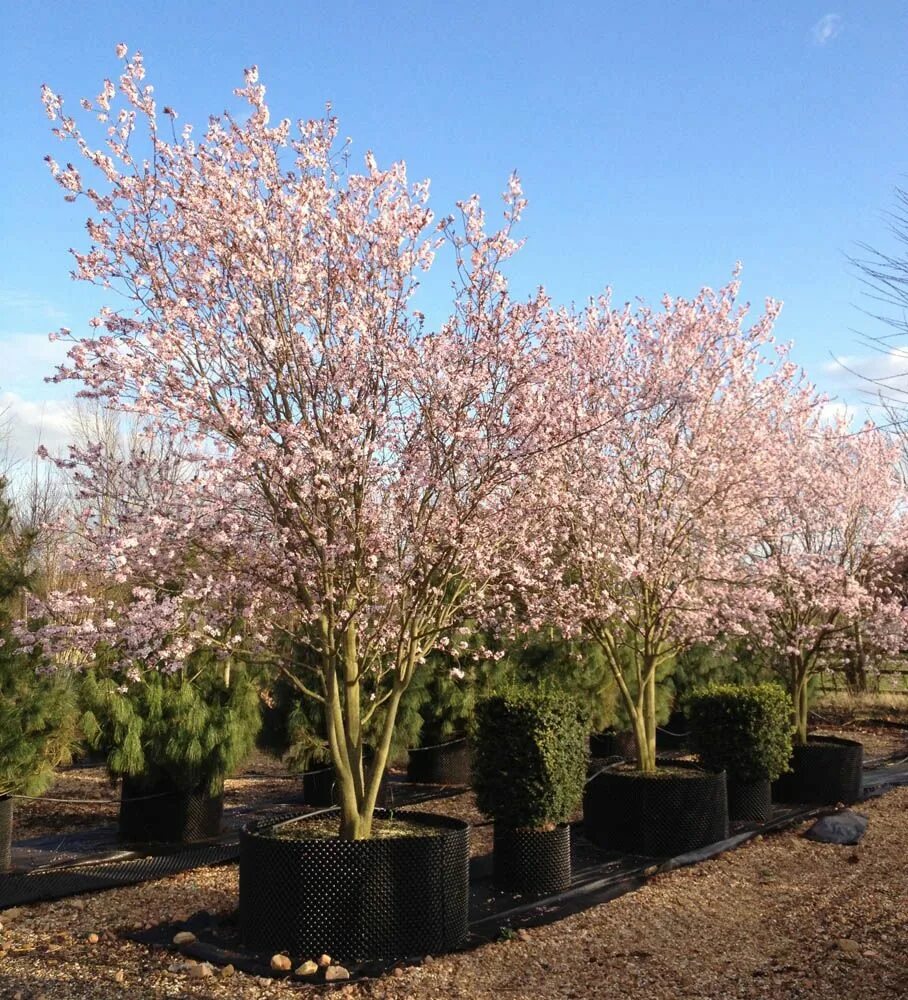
[791,655,809,745]
[842,625,868,695]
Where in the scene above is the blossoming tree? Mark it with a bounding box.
[745,418,908,743]
[33,47,580,838]
[526,280,817,772]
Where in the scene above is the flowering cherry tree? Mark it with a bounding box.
[744,418,908,743]
[33,46,579,838]
[525,279,817,772]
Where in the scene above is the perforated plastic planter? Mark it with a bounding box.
[584,759,728,856]
[492,823,571,896]
[302,764,391,807]
[0,795,12,873]
[118,776,224,844]
[727,777,772,823]
[407,738,472,785]
[589,730,636,759]
[772,734,863,806]
[656,711,690,751]
[239,808,470,960]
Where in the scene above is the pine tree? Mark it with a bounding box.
[0,478,78,798]
[79,649,262,795]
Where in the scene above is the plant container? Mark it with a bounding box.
[589,730,637,759]
[727,777,772,823]
[0,796,12,873]
[492,823,571,896]
[656,711,690,751]
[772,734,863,806]
[239,808,470,960]
[302,763,391,808]
[407,737,472,785]
[118,775,224,843]
[583,759,728,856]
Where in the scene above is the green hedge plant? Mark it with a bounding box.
[686,683,793,783]
[472,687,588,830]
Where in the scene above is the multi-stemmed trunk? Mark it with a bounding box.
[591,625,665,774]
[790,653,811,746]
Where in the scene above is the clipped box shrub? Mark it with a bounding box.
[687,682,793,783]
[473,687,588,829]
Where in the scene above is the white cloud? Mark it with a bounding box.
[811,13,843,46]
[0,391,74,469]
[0,289,67,323]
[0,332,70,390]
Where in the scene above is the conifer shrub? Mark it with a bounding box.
[686,682,793,783]
[0,477,79,798]
[0,650,79,797]
[79,652,261,794]
[473,687,588,829]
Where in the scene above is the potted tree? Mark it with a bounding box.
[79,653,261,843]
[32,51,580,960]
[687,683,793,822]
[746,420,906,806]
[526,280,807,853]
[473,687,587,896]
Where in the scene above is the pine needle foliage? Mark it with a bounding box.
[79,650,261,795]
[0,478,79,797]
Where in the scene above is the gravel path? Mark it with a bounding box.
[1,783,906,999]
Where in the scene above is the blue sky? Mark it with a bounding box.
[2,1,907,462]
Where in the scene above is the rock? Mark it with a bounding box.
[172,931,196,946]
[221,963,235,977]
[295,960,319,976]
[113,969,125,983]
[325,964,351,981]
[2,908,23,920]
[86,932,99,945]
[271,953,292,972]
[188,962,214,979]
[167,962,192,974]
[516,928,531,942]
[71,899,86,911]
[836,938,863,955]
[804,811,868,845]
[317,953,332,967]
[392,966,405,978]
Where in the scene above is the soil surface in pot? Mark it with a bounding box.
[263,815,433,840]
[612,763,710,779]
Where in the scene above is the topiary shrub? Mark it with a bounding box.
[686,683,793,783]
[473,687,588,829]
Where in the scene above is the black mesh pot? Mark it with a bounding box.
[656,711,690,751]
[0,796,12,873]
[407,738,472,785]
[589,730,637,759]
[727,777,772,823]
[302,764,391,807]
[584,759,728,856]
[492,823,571,896]
[239,808,470,960]
[118,776,224,844]
[772,735,863,806]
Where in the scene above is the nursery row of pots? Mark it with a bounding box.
[238,730,865,962]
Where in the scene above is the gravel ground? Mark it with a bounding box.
[1,781,907,999]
